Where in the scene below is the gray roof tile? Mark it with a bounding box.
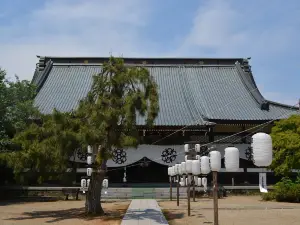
[33,63,299,126]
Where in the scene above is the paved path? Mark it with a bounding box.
[121,199,169,225]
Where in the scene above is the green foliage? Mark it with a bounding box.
[262,176,300,202]
[6,110,82,184]
[76,57,159,166]
[270,114,300,176]
[4,57,159,184]
[0,68,39,152]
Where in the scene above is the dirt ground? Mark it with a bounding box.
[0,199,130,225]
[158,196,300,225]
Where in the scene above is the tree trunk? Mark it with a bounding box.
[85,169,106,215]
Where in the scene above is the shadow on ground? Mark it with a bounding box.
[4,206,128,223]
[0,197,61,206]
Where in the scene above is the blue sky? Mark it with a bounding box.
[0,0,299,105]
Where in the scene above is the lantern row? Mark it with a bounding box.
[168,132,273,179]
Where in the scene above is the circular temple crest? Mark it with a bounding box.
[111,149,127,164]
[161,148,177,163]
[76,148,87,161]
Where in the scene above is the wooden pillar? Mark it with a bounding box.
[187,175,191,216]
[213,171,219,225]
[177,175,180,206]
[193,178,196,202]
[170,176,172,201]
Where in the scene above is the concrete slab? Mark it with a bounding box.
[121,199,169,225]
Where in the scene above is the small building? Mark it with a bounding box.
[32,56,298,186]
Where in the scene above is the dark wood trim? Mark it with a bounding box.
[208,119,273,125]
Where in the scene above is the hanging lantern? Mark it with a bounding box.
[184,144,189,153]
[197,177,202,187]
[252,133,273,167]
[168,167,171,176]
[87,168,93,176]
[192,160,201,175]
[102,179,108,189]
[202,177,207,190]
[171,166,176,176]
[225,147,240,172]
[87,145,93,154]
[195,144,200,153]
[201,156,211,174]
[180,178,185,187]
[181,162,187,174]
[178,164,182,175]
[210,151,221,172]
[87,156,92,165]
[81,179,86,188]
[87,179,90,187]
[186,160,193,174]
[175,163,180,175]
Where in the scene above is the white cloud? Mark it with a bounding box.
[0,0,153,80]
[178,0,300,57]
[176,0,300,105]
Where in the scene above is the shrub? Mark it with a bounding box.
[262,176,300,202]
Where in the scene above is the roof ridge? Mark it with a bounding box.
[51,63,236,67]
[267,100,299,110]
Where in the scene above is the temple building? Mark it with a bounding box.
[32,56,298,186]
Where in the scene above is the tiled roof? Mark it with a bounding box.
[33,58,299,126]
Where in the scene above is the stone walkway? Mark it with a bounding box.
[121,199,169,225]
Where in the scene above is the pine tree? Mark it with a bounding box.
[5,57,159,214]
[76,57,159,214]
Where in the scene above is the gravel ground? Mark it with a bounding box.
[0,199,130,225]
[158,196,300,225]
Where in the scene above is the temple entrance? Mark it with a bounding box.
[107,157,169,186]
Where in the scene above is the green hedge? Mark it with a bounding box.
[262,176,300,202]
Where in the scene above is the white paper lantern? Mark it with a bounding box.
[178,164,182,175]
[167,167,171,176]
[200,156,211,174]
[180,180,184,186]
[210,151,221,172]
[252,133,273,167]
[192,160,201,175]
[87,156,92,165]
[102,179,108,188]
[186,177,188,185]
[181,162,187,174]
[87,145,93,154]
[87,179,90,187]
[172,166,176,176]
[184,144,189,152]
[197,177,202,187]
[186,160,193,174]
[81,179,86,188]
[195,144,200,153]
[225,147,240,172]
[202,177,207,190]
[175,164,180,175]
[87,168,93,176]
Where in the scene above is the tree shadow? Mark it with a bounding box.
[122,208,171,224]
[5,205,128,223]
[162,209,185,222]
[0,196,60,206]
